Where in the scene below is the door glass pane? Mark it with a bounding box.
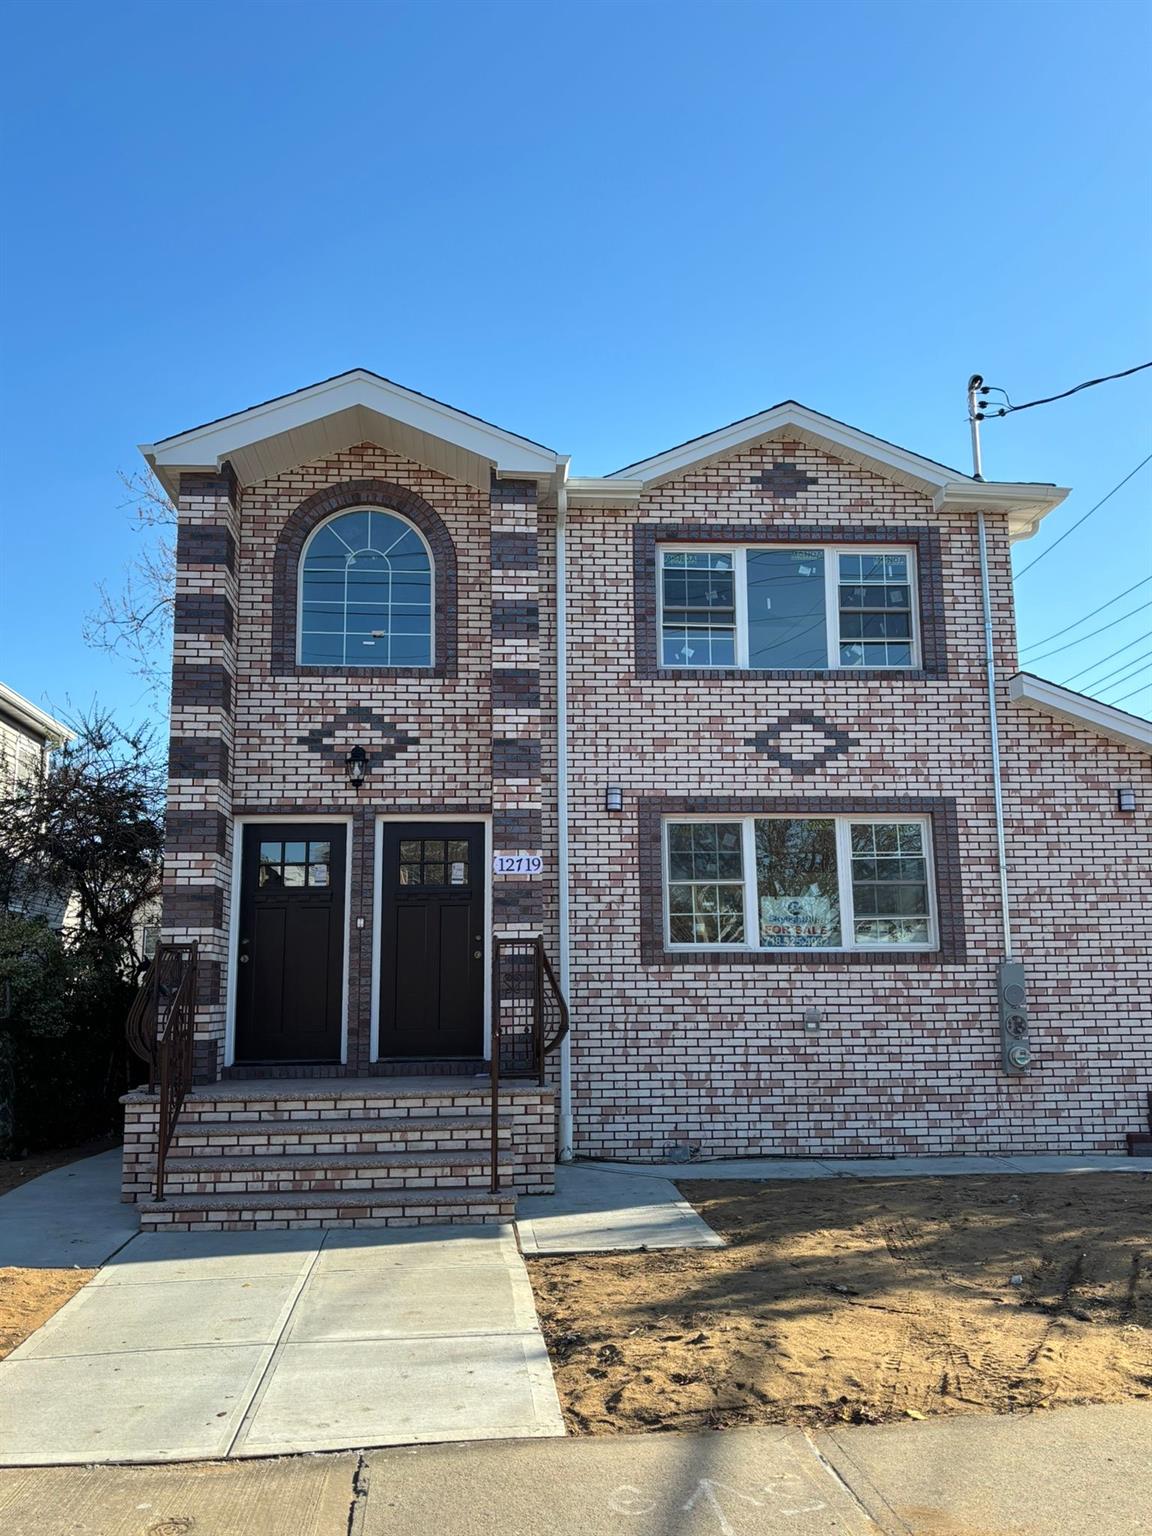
[307,841,331,864]
[259,841,282,863]
[308,863,330,887]
[399,863,420,886]
[284,842,307,864]
[746,549,828,668]
[423,862,446,886]
[755,818,840,948]
[421,840,445,862]
[447,840,469,862]
[259,863,283,888]
[282,863,306,888]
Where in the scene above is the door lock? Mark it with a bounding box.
[239,955,249,964]
[473,950,482,959]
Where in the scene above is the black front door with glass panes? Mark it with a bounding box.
[378,823,485,1058]
[234,824,346,1062]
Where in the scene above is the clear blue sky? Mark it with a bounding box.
[2,0,1149,728]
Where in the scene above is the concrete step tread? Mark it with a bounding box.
[140,1187,517,1212]
[165,1150,511,1172]
[171,1115,509,1138]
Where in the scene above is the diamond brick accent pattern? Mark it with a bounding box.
[745,712,856,774]
[297,708,419,769]
[749,460,819,498]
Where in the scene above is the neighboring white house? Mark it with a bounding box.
[0,682,75,929]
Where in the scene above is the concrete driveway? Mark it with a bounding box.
[0,1224,564,1465]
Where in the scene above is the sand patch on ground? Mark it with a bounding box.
[0,1268,95,1359]
[528,1173,1152,1434]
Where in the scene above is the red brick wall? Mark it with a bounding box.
[559,437,1152,1157]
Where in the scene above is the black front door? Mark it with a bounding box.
[235,824,346,1063]
[379,822,485,1058]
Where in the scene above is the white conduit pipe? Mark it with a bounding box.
[554,460,575,1158]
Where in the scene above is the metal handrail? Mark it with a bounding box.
[154,942,198,1200]
[490,938,569,1193]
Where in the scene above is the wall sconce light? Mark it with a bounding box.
[345,746,368,790]
[604,784,623,813]
[1117,787,1137,813]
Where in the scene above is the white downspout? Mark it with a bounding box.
[968,375,1014,960]
[554,459,575,1159]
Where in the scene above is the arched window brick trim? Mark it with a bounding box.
[271,480,458,677]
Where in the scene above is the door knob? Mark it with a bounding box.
[473,950,482,959]
[239,955,249,964]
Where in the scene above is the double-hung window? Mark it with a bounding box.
[663,814,936,952]
[658,545,917,669]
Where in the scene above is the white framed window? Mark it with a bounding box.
[298,508,434,667]
[657,545,918,670]
[662,814,936,952]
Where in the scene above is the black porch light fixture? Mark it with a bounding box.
[345,745,368,790]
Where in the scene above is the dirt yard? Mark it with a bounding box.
[0,1138,118,1359]
[528,1173,1152,1434]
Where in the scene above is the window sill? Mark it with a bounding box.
[650,946,948,968]
[645,667,936,683]
[274,663,449,680]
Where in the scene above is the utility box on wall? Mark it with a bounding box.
[999,961,1033,1074]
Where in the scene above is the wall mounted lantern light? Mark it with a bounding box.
[1117,787,1137,813]
[346,746,368,790]
[604,784,623,813]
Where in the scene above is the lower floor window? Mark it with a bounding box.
[664,815,935,952]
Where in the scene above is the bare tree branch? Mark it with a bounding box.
[83,470,177,705]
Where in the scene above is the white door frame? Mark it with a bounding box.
[224,814,355,1068]
[371,813,492,1063]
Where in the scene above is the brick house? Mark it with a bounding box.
[121,371,1152,1230]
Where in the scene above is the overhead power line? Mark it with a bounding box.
[1106,677,1152,708]
[1062,629,1152,684]
[1096,663,1152,702]
[976,360,1152,420]
[1074,645,1152,692]
[1024,600,1152,663]
[1014,452,1152,581]
[1021,575,1152,653]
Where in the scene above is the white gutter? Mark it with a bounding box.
[554,459,575,1159]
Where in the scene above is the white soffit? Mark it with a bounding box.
[1009,672,1152,751]
[607,401,1069,540]
[140,370,562,498]
[0,682,73,744]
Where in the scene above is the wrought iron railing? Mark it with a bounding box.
[490,938,569,1193]
[124,941,198,1199]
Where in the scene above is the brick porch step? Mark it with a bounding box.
[138,1187,517,1232]
[170,1115,511,1155]
[162,1149,512,1196]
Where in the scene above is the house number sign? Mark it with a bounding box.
[492,853,544,875]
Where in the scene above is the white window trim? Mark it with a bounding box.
[661,812,938,955]
[656,543,919,671]
[296,505,436,669]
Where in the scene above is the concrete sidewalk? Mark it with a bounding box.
[517,1163,725,1253]
[0,1403,1147,1534]
[0,1149,135,1268]
[0,1224,563,1465]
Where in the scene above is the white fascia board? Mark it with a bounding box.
[142,371,562,482]
[1009,672,1152,751]
[607,402,963,490]
[566,477,644,507]
[937,480,1070,541]
[0,683,74,744]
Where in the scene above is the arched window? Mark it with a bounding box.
[298,508,433,667]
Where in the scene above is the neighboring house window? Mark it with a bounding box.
[658,546,917,669]
[663,815,935,951]
[298,508,433,667]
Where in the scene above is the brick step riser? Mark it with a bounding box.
[181,1102,500,1121]
[170,1134,511,1156]
[139,1204,515,1233]
[162,1176,503,1197]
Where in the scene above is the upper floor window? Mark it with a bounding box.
[298,508,433,667]
[658,545,917,670]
